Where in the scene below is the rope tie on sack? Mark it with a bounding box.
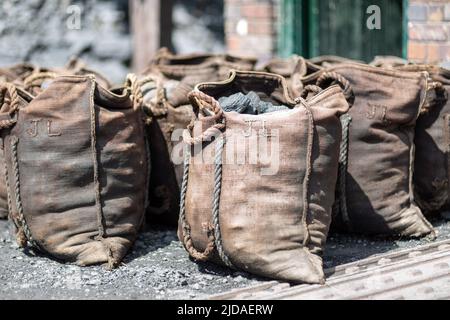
[212,136,233,268]
[294,97,315,246]
[23,72,57,92]
[179,91,234,267]
[337,114,352,229]
[179,148,216,261]
[0,83,35,246]
[300,85,323,99]
[178,91,221,262]
[316,71,354,104]
[183,90,225,146]
[182,118,225,146]
[10,136,39,249]
[138,75,168,118]
[0,82,21,129]
[126,74,144,110]
[188,90,222,114]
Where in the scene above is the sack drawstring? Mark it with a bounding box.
[179,91,234,267]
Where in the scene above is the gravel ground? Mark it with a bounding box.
[1,216,450,300]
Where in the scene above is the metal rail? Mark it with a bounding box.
[209,239,450,300]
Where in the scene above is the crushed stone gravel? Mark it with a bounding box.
[1,216,449,300]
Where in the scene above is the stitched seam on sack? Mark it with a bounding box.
[3,144,13,222]
[339,114,352,230]
[88,76,106,239]
[196,71,297,107]
[301,102,314,247]
[445,115,450,204]
[407,128,435,235]
[412,73,430,125]
[10,137,40,248]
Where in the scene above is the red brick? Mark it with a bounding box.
[241,3,273,19]
[247,21,274,35]
[408,4,428,21]
[226,34,242,52]
[408,41,427,61]
[408,23,447,41]
[427,43,442,63]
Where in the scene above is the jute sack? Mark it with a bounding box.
[0,60,111,221]
[178,70,349,283]
[0,84,32,219]
[22,58,111,96]
[308,55,364,67]
[394,64,450,215]
[0,74,148,267]
[259,55,316,99]
[139,48,256,226]
[300,62,435,237]
[0,63,51,219]
[370,55,410,68]
[0,63,38,85]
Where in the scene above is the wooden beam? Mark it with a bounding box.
[129,0,161,72]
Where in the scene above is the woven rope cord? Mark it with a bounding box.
[316,71,354,103]
[23,72,57,91]
[0,82,21,129]
[10,136,38,248]
[300,85,323,99]
[188,90,222,114]
[337,114,352,229]
[3,149,12,222]
[126,73,144,110]
[212,136,234,268]
[138,75,168,117]
[179,146,216,261]
[301,104,315,246]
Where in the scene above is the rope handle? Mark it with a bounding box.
[179,150,216,261]
[125,73,145,112]
[188,90,222,115]
[137,75,168,117]
[420,80,448,115]
[316,71,354,105]
[183,90,225,146]
[180,91,230,264]
[427,80,447,100]
[300,84,323,99]
[23,72,57,91]
[0,82,21,129]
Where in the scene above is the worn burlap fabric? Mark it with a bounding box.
[0,63,45,220]
[140,48,256,226]
[370,55,410,68]
[300,62,435,237]
[259,55,304,98]
[0,63,37,85]
[22,58,111,96]
[309,55,364,67]
[0,60,111,221]
[393,65,450,215]
[0,74,148,267]
[178,70,349,283]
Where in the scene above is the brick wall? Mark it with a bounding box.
[408,0,450,63]
[224,0,277,59]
